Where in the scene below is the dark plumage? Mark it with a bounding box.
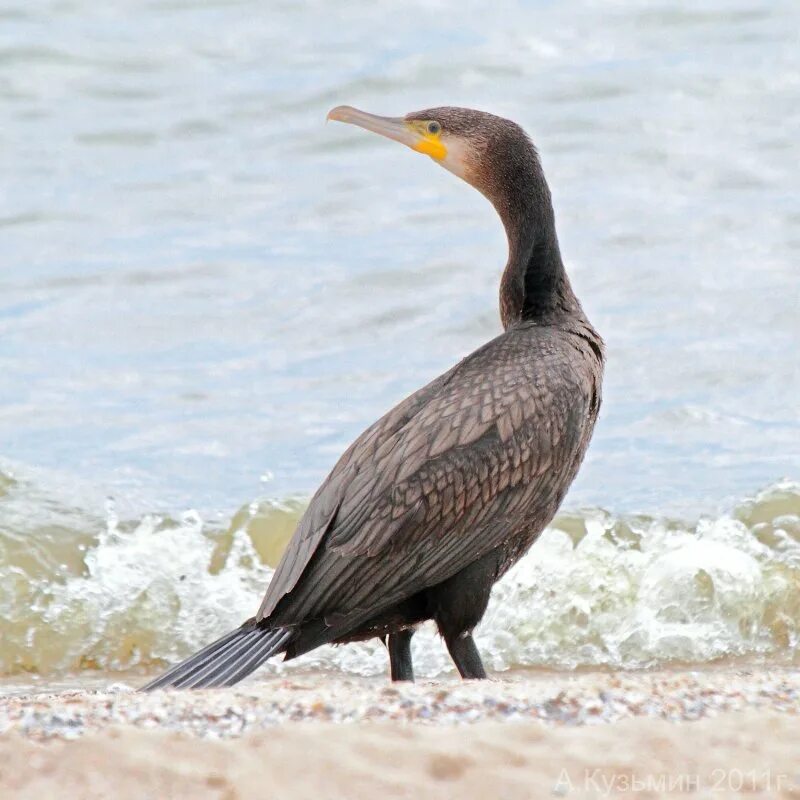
[142,106,604,690]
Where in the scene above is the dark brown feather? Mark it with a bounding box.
[258,318,603,635]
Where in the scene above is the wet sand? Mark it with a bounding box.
[1,668,799,798]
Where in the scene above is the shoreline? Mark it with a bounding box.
[2,667,799,798]
[3,666,799,738]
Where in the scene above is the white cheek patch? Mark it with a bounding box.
[439,138,471,181]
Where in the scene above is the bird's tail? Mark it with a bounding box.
[140,618,292,691]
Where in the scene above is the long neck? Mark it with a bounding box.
[493,157,579,329]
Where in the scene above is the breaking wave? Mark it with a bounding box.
[1,470,799,678]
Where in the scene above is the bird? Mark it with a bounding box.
[142,105,604,690]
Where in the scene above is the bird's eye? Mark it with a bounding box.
[427,121,441,135]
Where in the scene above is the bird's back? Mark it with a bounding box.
[258,313,604,635]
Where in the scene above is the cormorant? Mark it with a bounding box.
[142,105,604,689]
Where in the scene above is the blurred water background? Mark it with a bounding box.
[0,0,798,681]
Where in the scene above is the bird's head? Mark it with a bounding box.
[327,105,541,213]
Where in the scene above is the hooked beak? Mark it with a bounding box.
[327,106,415,148]
[327,105,447,161]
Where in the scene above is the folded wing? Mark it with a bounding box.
[258,324,595,635]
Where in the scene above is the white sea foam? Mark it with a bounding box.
[2,476,799,677]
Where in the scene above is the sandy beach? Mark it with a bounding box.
[2,668,799,798]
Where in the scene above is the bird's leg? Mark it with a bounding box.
[444,631,487,680]
[387,629,415,682]
[428,550,498,680]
